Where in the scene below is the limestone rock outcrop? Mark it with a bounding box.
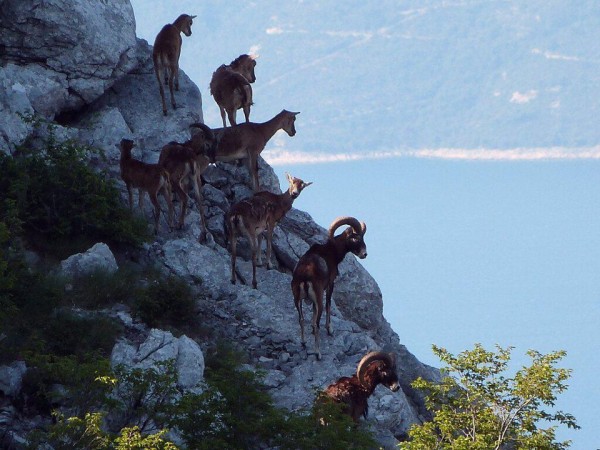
[0,1,438,447]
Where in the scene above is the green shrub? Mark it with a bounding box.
[0,121,150,257]
[42,311,122,358]
[133,275,196,329]
[21,354,112,416]
[62,266,143,308]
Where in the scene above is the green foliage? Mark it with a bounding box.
[62,266,143,308]
[28,344,377,450]
[21,354,112,416]
[107,361,180,434]
[0,119,150,256]
[132,275,196,329]
[169,343,377,450]
[28,412,178,450]
[399,344,579,450]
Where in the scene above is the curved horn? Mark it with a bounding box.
[189,122,215,139]
[328,216,362,240]
[356,351,394,386]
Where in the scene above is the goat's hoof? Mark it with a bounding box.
[252,281,258,289]
[301,341,306,349]
[230,279,236,285]
[316,352,322,361]
[162,110,168,116]
[266,263,273,270]
[327,328,333,336]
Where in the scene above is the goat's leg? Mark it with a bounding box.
[219,107,227,128]
[229,221,237,285]
[171,181,187,229]
[192,171,207,242]
[256,232,264,267]
[154,61,168,115]
[250,234,259,289]
[312,292,323,361]
[126,184,134,210]
[242,102,251,123]
[242,84,252,123]
[226,108,237,127]
[149,190,161,234]
[167,67,177,110]
[292,281,305,348]
[161,182,174,230]
[138,189,145,211]
[325,284,334,336]
[265,223,274,270]
[174,64,180,91]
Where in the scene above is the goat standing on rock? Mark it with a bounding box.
[190,109,299,191]
[210,54,257,127]
[118,139,174,234]
[321,352,400,423]
[158,123,215,242]
[153,14,196,116]
[226,173,312,289]
[291,217,367,360]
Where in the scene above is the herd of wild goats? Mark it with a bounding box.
[118,14,400,423]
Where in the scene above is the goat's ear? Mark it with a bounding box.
[250,53,259,60]
[293,111,300,116]
[304,181,313,187]
[190,15,197,19]
[285,172,292,182]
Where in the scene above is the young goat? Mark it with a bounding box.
[210,54,257,127]
[158,123,215,242]
[226,173,312,289]
[291,217,367,360]
[119,139,174,234]
[153,14,196,116]
[191,109,299,191]
[321,352,399,423]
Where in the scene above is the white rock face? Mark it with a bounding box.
[0,0,137,150]
[111,329,205,392]
[0,361,27,398]
[60,242,118,277]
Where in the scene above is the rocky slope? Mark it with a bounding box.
[0,1,439,447]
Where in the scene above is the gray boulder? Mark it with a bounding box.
[0,361,27,398]
[0,0,137,116]
[111,328,205,392]
[60,242,118,277]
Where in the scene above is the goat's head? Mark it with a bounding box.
[328,216,367,259]
[357,351,400,392]
[119,138,135,157]
[279,110,300,137]
[189,122,216,154]
[230,54,257,83]
[285,173,312,199]
[174,14,196,37]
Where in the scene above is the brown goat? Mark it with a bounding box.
[321,352,399,423]
[226,173,312,289]
[209,54,257,127]
[119,139,174,234]
[158,123,215,241]
[191,109,299,191]
[291,217,367,360]
[153,14,196,116]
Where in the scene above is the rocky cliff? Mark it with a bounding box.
[0,1,439,447]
